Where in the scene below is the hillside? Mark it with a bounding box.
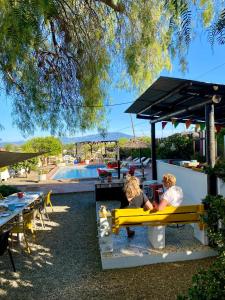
[0,132,133,146]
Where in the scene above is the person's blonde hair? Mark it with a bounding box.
[163,173,176,187]
[124,175,141,199]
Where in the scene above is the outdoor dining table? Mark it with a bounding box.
[0,192,43,228]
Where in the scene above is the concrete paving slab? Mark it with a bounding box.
[96,201,217,270]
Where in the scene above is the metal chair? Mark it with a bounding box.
[44,190,53,212]
[37,191,53,222]
[0,193,5,200]
[10,210,36,253]
[0,228,16,272]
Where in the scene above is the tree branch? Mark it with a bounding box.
[50,20,58,50]
[97,0,125,13]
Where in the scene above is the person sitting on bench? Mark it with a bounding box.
[154,173,183,211]
[122,174,153,237]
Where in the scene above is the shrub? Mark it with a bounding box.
[206,158,225,182]
[178,259,225,299]
[0,167,8,172]
[157,133,193,159]
[178,195,225,299]
[0,185,20,197]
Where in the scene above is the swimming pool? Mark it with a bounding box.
[52,164,106,180]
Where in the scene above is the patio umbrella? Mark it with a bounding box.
[121,139,150,163]
[0,151,46,168]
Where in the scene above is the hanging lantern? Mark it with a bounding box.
[192,132,200,139]
[170,143,176,151]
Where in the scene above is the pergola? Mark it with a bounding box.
[74,140,118,157]
[125,76,225,195]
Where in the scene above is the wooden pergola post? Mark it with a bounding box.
[139,148,141,163]
[205,103,217,195]
[151,122,157,180]
[115,142,120,179]
[75,143,77,156]
[90,143,93,155]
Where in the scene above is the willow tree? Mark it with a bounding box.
[0,0,217,135]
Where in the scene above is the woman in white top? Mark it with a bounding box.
[154,173,183,211]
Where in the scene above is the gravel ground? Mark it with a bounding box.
[0,192,214,300]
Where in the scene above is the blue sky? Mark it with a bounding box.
[1,33,225,142]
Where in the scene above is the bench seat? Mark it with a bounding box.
[112,205,205,233]
[111,205,207,248]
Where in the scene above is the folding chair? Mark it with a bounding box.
[0,228,16,272]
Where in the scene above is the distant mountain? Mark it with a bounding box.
[61,132,133,144]
[0,132,133,146]
[0,140,25,147]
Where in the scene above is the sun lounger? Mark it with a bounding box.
[127,157,148,168]
[142,158,151,167]
[132,157,140,162]
[121,157,138,166]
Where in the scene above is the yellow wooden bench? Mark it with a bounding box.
[111,204,207,249]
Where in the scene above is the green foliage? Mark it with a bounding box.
[178,260,225,299]
[205,158,225,182]
[0,0,217,135]
[200,0,214,27]
[209,8,225,45]
[63,144,75,152]
[216,128,225,157]
[118,137,151,159]
[190,153,206,163]
[21,136,62,167]
[0,185,20,197]
[22,136,62,157]
[120,147,151,160]
[0,167,7,172]
[11,160,37,172]
[203,195,225,253]
[178,194,225,299]
[157,133,193,159]
[3,143,20,152]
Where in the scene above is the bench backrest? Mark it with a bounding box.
[112,205,205,234]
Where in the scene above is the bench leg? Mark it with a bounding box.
[148,226,165,249]
[99,217,113,253]
[193,224,208,245]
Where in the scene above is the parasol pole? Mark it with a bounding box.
[116,142,120,179]
[130,114,136,139]
[130,113,136,161]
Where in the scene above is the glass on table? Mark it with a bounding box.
[17,192,24,199]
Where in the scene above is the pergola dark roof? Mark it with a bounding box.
[125,76,225,195]
[125,76,225,124]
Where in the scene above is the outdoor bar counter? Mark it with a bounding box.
[95,178,144,203]
[95,179,127,202]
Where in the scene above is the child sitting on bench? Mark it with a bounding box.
[122,175,153,237]
[154,173,183,211]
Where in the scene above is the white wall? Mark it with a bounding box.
[157,161,208,205]
[217,178,225,197]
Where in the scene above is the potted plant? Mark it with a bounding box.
[38,169,48,181]
[85,155,91,165]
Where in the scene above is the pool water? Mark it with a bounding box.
[52,164,106,180]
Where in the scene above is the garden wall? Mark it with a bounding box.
[157,160,208,204]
